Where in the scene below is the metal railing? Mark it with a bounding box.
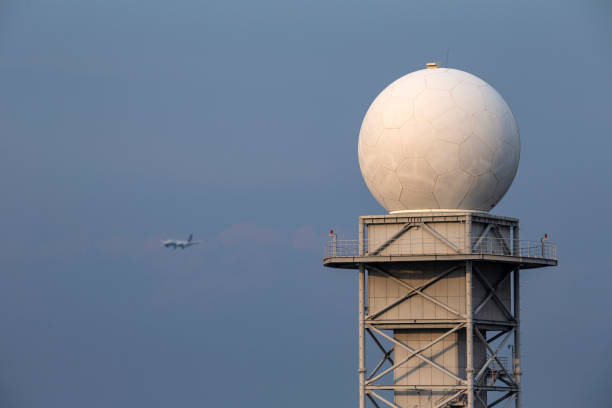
[324,237,557,260]
[484,356,510,385]
[489,356,509,372]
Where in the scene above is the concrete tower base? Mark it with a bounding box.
[324,211,556,408]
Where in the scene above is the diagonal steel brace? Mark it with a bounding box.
[473,266,514,321]
[366,264,461,320]
[368,326,465,384]
[368,265,465,319]
[366,323,465,385]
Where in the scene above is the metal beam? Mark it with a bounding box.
[366,264,460,320]
[368,326,465,384]
[434,390,465,408]
[473,319,516,328]
[420,222,461,253]
[495,376,514,388]
[487,329,512,344]
[472,385,517,392]
[366,385,466,391]
[474,329,517,386]
[371,223,414,255]
[488,391,515,408]
[473,266,515,322]
[366,323,465,385]
[474,271,511,317]
[368,319,467,326]
[475,329,515,382]
[366,393,382,408]
[514,269,522,408]
[359,264,366,408]
[475,392,488,408]
[368,265,465,318]
[472,224,494,250]
[466,261,474,408]
[366,328,394,365]
[491,224,511,254]
[367,348,394,381]
[366,391,402,408]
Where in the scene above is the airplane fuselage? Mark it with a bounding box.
[162,234,200,249]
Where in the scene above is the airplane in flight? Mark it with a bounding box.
[162,234,200,249]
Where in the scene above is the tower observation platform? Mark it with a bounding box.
[324,211,556,270]
[323,64,558,408]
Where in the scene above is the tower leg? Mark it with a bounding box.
[359,263,366,408]
[466,261,474,408]
[514,268,521,408]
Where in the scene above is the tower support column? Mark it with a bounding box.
[358,263,366,408]
[514,268,522,408]
[466,260,474,408]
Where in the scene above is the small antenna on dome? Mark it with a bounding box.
[445,48,450,68]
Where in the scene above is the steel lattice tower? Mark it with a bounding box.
[324,211,556,408]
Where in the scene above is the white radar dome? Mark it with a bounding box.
[358,65,520,212]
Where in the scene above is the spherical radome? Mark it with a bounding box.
[358,67,520,212]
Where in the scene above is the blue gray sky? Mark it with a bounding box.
[1,1,611,407]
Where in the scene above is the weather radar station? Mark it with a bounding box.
[323,63,557,408]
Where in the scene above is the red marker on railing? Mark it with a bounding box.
[330,229,337,256]
[541,233,548,257]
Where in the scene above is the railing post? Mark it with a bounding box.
[330,230,337,257]
[358,217,365,257]
[466,213,472,254]
[513,225,520,257]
